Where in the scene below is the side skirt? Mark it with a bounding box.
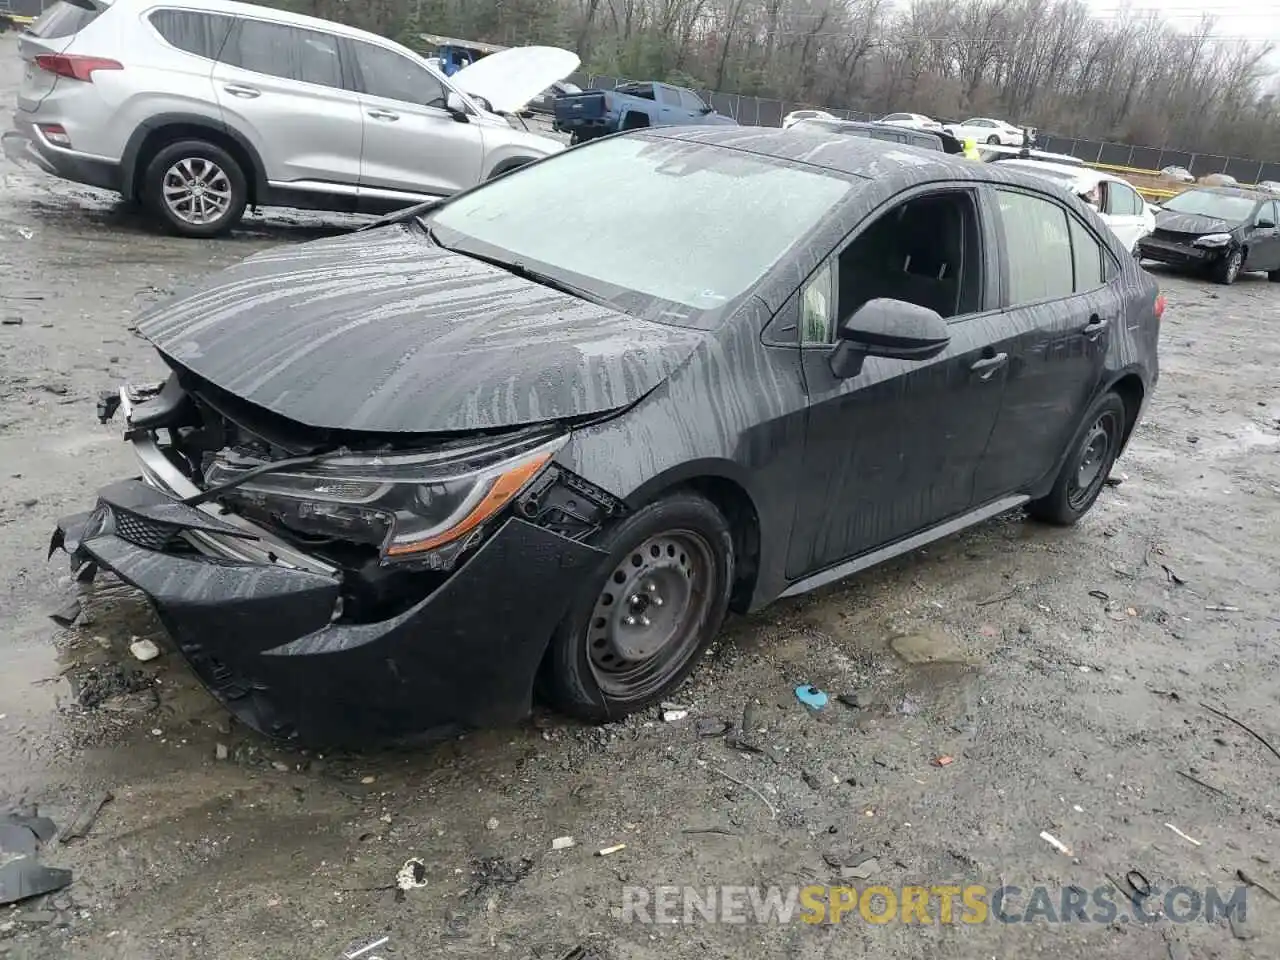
[778,495,1029,599]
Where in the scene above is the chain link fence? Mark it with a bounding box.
[571,73,1280,184]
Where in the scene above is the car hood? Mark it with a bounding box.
[452,45,580,113]
[135,224,705,435]
[1154,211,1238,237]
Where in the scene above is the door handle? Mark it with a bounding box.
[222,84,260,99]
[1081,315,1110,341]
[368,109,400,121]
[969,352,1008,380]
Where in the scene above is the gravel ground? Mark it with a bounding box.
[3,35,1280,960]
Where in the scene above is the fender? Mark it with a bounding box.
[120,113,268,203]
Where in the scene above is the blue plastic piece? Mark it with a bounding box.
[795,684,828,709]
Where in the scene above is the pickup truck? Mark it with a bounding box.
[553,81,736,143]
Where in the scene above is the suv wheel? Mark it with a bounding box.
[143,140,247,238]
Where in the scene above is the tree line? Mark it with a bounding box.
[273,0,1280,160]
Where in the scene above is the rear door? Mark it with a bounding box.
[16,0,107,112]
[972,187,1116,502]
[346,38,485,198]
[212,16,363,188]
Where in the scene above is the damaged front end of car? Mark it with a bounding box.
[52,373,625,745]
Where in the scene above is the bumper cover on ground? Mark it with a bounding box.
[54,479,605,745]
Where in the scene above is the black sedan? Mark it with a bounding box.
[1137,186,1280,284]
[51,129,1162,745]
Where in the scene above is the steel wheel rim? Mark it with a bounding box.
[586,530,715,701]
[1067,412,1118,510]
[162,158,232,225]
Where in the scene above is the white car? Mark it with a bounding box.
[782,109,836,129]
[878,112,942,131]
[944,117,1026,146]
[998,159,1156,254]
[1160,165,1195,183]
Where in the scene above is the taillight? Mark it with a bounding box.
[1154,293,1166,321]
[34,54,122,82]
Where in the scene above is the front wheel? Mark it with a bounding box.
[539,492,734,722]
[1212,247,1243,285]
[1027,392,1127,526]
[987,135,1001,145]
[142,140,247,238]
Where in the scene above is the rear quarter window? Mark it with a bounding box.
[148,10,235,60]
[26,0,101,39]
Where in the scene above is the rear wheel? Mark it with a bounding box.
[1268,268,1280,282]
[142,140,247,238]
[1212,247,1243,285]
[539,492,734,722]
[987,135,1001,145]
[1027,392,1126,526]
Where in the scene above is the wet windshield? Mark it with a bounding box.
[429,135,854,328]
[1162,190,1256,222]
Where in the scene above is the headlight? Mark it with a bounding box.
[1192,233,1232,247]
[202,430,567,568]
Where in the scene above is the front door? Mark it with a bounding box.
[973,187,1114,501]
[346,38,485,198]
[212,17,363,187]
[1244,200,1280,273]
[1100,179,1147,251]
[785,187,1008,579]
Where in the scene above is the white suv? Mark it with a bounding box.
[3,0,570,236]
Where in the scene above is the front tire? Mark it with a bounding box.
[142,140,247,238]
[1212,247,1243,285]
[1027,392,1127,526]
[987,135,1001,145]
[539,492,734,722]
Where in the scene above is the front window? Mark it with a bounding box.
[428,136,854,328]
[1162,190,1256,222]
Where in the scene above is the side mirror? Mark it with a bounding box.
[445,91,470,122]
[828,298,950,379]
[700,105,714,114]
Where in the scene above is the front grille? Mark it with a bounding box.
[1151,229,1191,244]
[111,508,180,551]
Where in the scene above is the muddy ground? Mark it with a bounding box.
[3,35,1280,960]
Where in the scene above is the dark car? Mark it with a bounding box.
[50,128,1162,746]
[792,118,964,154]
[1137,187,1280,284]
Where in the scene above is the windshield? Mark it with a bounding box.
[429,135,854,328]
[1162,190,1256,221]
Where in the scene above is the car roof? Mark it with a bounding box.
[144,0,417,48]
[997,159,1109,188]
[643,126,1064,190]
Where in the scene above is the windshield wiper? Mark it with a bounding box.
[443,246,613,308]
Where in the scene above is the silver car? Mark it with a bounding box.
[3,0,570,236]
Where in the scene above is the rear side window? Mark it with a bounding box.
[26,0,101,39]
[221,19,342,89]
[351,41,446,108]
[149,10,234,60]
[1068,217,1105,292]
[995,189,1074,303]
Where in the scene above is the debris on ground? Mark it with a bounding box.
[215,743,228,761]
[1164,823,1201,846]
[933,755,955,767]
[1039,830,1072,856]
[795,685,828,709]
[49,598,82,628]
[836,692,863,709]
[128,638,160,662]
[469,855,533,895]
[595,844,626,857]
[1204,604,1240,613]
[695,718,731,737]
[550,836,576,851]
[1200,702,1280,761]
[56,791,113,843]
[69,662,153,710]
[394,859,427,892]
[662,709,688,722]
[485,817,499,830]
[0,812,72,906]
[708,765,777,819]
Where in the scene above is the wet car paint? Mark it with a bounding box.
[52,128,1161,742]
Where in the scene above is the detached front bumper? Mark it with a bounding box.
[52,393,605,746]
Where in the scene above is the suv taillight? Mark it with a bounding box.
[34,54,122,82]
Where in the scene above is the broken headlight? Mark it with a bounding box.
[203,431,567,568]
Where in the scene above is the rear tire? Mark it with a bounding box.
[1268,268,1280,282]
[142,139,247,238]
[1027,392,1127,526]
[987,135,1000,145]
[539,492,734,722]
[1211,247,1243,285]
